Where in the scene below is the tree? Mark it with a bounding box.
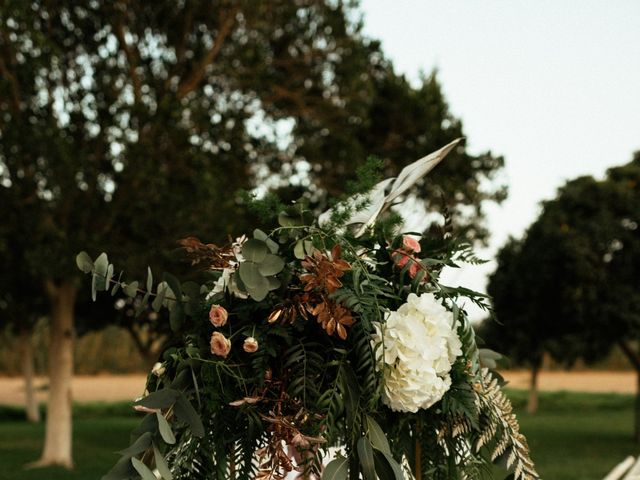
[0,1,506,467]
[539,159,640,440]
[0,187,45,423]
[481,233,588,414]
[483,154,640,429]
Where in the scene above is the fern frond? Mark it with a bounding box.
[475,368,539,480]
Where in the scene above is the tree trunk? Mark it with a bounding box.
[34,281,77,469]
[526,363,539,414]
[636,370,640,444]
[19,329,40,423]
[618,340,640,443]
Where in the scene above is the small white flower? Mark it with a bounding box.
[371,293,462,413]
[151,362,165,377]
[207,267,248,299]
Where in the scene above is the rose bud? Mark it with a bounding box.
[243,337,259,353]
[209,304,228,327]
[402,235,421,253]
[151,362,165,377]
[210,332,231,357]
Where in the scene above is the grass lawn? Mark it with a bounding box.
[0,391,637,480]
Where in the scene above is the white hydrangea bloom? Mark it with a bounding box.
[371,293,462,413]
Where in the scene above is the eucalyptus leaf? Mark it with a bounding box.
[357,436,376,480]
[322,457,348,480]
[267,276,281,291]
[117,431,153,457]
[146,266,153,292]
[294,240,306,260]
[131,457,157,480]
[170,303,184,332]
[94,253,109,291]
[365,415,391,454]
[373,450,404,480]
[156,412,176,444]
[238,262,264,288]
[153,443,173,480]
[278,211,297,227]
[253,228,268,242]
[101,454,137,480]
[248,280,269,301]
[163,272,182,304]
[242,239,268,263]
[124,281,139,297]
[75,251,93,273]
[258,254,285,276]
[174,395,205,438]
[135,389,180,409]
[152,282,168,312]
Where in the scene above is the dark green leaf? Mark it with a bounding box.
[357,436,376,480]
[117,431,153,457]
[322,457,348,480]
[131,457,157,480]
[174,394,205,438]
[373,450,404,480]
[339,364,360,430]
[101,454,137,480]
[75,251,93,273]
[135,389,180,409]
[170,303,184,332]
[156,412,176,445]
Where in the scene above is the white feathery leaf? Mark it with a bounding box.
[319,139,462,236]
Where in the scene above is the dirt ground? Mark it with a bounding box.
[0,370,635,406]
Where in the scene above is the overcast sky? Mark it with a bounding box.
[360,0,640,317]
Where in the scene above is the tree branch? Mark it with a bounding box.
[176,7,238,99]
[0,32,22,114]
[112,17,142,104]
[619,340,640,371]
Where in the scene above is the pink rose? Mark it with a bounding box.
[402,235,421,253]
[209,304,228,327]
[243,337,259,353]
[392,249,411,268]
[210,332,231,357]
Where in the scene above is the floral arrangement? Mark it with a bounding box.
[78,141,538,480]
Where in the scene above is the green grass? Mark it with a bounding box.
[0,392,637,479]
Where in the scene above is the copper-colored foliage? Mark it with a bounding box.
[312,300,354,340]
[177,236,235,270]
[299,244,350,294]
[268,294,313,325]
[293,244,356,339]
[256,387,325,480]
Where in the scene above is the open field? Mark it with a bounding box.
[0,370,635,406]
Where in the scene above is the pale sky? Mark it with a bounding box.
[360,0,640,317]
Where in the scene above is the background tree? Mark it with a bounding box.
[0,0,506,468]
[483,154,640,431]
